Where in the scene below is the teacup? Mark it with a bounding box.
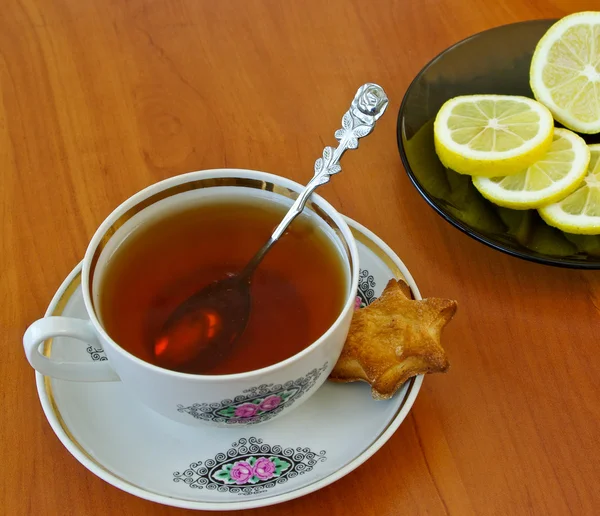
[23,169,359,427]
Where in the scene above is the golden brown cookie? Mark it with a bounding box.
[330,279,457,400]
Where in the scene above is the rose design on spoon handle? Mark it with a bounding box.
[269,83,389,241]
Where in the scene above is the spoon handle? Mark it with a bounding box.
[271,83,388,241]
[239,83,388,279]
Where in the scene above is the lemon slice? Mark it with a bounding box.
[434,95,554,177]
[530,12,600,134]
[472,128,590,209]
[539,144,600,234]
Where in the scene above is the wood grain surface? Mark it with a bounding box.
[2,0,600,514]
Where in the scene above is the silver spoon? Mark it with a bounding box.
[153,83,389,372]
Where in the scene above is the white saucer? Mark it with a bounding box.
[36,216,423,511]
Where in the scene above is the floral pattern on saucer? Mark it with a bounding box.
[356,268,376,309]
[173,437,326,495]
[177,363,329,425]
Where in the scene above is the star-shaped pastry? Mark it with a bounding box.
[330,279,457,400]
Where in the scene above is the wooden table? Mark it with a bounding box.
[3,0,599,514]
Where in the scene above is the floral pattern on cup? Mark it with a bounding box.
[234,403,260,419]
[258,395,281,411]
[85,346,108,362]
[173,437,326,495]
[177,363,329,425]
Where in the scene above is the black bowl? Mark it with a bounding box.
[397,19,600,269]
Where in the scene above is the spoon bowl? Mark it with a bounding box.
[154,274,251,372]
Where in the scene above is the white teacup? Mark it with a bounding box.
[23,169,359,427]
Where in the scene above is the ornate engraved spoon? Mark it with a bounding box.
[154,83,388,372]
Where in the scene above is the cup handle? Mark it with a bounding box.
[23,317,120,382]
